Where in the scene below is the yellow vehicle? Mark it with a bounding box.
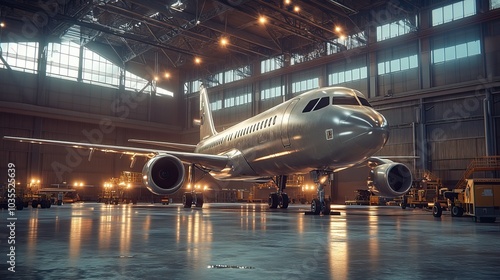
[439,179,500,223]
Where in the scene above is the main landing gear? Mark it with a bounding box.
[268,175,289,209]
[182,164,204,209]
[306,170,333,215]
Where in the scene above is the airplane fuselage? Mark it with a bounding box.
[195,87,389,180]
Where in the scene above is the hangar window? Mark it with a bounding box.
[261,55,283,74]
[47,41,79,80]
[492,0,500,9]
[376,18,417,42]
[329,66,367,85]
[82,47,121,88]
[0,42,38,73]
[432,0,476,26]
[210,100,222,111]
[291,77,319,94]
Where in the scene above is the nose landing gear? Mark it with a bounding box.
[306,170,334,215]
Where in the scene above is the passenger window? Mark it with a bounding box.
[313,97,330,111]
[302,98,319,113]
[273,116,277,125]
[332,96,359,106]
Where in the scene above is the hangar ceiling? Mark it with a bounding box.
[0,0,420,77]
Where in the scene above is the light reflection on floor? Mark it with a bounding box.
[3,203,500,280]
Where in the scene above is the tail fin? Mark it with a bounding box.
[198,83,217,140]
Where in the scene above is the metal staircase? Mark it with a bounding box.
[455,156,500,189]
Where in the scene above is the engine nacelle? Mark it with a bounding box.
[142,155,185,195]
[368,163,412,197]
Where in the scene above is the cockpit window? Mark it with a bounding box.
[302,98,319,113]
[313,97,330,111]
[332,96,359,106]
[358,97,372,107]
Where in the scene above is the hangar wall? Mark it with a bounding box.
[0,69,183,188]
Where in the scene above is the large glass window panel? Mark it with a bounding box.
[0,42,38,73]
[443,5,454,23]
[492,0,500,9]
[360,67,368,79]
[400,57,409,70]
[378,63,385,75]
[453,2,464,19]
[467,40,480,56]
[391,59,400,72]
[463,0,476,16]
[433,48,445,63]
[432,8,443,26]
[409,55,418,68]
[445,46,456,61]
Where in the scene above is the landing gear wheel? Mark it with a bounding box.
[268,193,279,209]
[321,200,331,215]
[432,202,442,217]
[279,193,289,209]
[451,206,463,217]
[194,193,204,208]
[183,193,193,208]
[311,199,321,215]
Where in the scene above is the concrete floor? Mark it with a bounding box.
[1,202,500,280]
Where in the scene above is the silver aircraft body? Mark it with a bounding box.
[4,85,412,213]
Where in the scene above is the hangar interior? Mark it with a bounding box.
[1,0,500,204]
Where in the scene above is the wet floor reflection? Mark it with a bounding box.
[7,203,500,279]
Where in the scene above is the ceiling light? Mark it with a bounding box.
[194,57,202,64]
[0,22,5,28]
[284,0,291,5]
[294,6,300,12]
[335,26,342,33]
[259,16,267,24]
[339,34,346,40]
[164,72,171,79]
[220,37,229,46]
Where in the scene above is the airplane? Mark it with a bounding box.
[3,84,413,215]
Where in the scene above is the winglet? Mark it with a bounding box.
[198,83,217,140]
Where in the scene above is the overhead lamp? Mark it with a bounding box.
[170,0,186,12]
[294,6,300,13]
[220,37,229,46]
[335,26,342,33]
[259,16,267,25]
[194,57,202,64]
[164,72,171,79]
[284,0,292,5]
[0,22,5,28]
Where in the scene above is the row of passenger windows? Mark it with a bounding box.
[302,95,371,113]
[202,115,279,151]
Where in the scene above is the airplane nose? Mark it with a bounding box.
[339,110,389,147]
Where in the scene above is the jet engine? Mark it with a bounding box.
[367,162,412,197]
[142,155,185,195]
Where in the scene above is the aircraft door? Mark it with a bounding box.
[280,99,299,148]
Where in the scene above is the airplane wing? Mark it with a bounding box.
[128,139,197,152]
[3,136,228,171]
